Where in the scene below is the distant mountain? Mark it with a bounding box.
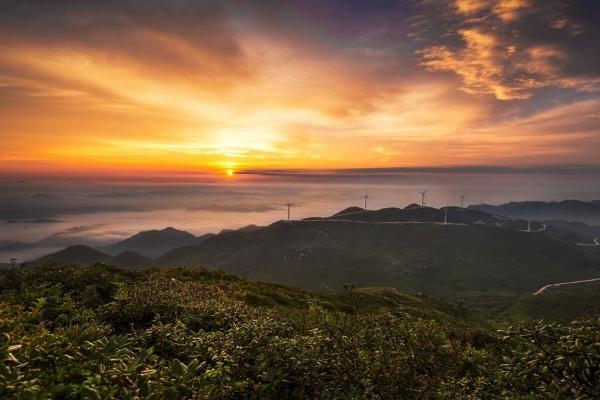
[306,206,537,231]
[330,207,365,216]
[321,206,504,225]
[111,251,155,268]
[103,227,198,258]
[31,245,112,266]
[218,225,261,235]
[158,216,600,297]
[469,200,600,224]
[542,220,600,241]
[195,233,216,244]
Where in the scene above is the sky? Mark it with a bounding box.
[1,0,599,179]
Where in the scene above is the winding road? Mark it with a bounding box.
[533,277,600,295]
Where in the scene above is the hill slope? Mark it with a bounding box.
[311,206,546,232]
[103,227,198,258]
[31,245,111,266]
[542,220,600,241]
[1,265,597,398]
[158,219,600,297]
[507,279,600,322]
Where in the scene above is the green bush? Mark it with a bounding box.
[1,265,599,399]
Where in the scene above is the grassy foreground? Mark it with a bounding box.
[1,265,599,399]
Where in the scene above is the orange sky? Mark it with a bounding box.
[1,0,599,178]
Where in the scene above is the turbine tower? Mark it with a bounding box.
[363,192,369,211]
[286,201,293,221]
[443,207,448,225]
[527,211,532,233]
[460,193,465,209]
[419,189,428,207]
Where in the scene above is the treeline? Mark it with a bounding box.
[1,265,599,399]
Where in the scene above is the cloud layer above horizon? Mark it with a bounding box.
[1,0,599,176]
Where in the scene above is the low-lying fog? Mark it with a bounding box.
[2,169,599,262]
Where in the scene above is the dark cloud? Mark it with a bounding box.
[414,0,600,100]
[56,224,106,234]
[0,241,31,252]
[187,204,282,213]
[5,218,63,224]
[241,164,600,177]
[0,205,152,221]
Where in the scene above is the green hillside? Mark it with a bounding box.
[158,220,600,297]
[0,264,480,329]
[2,264,599,399]
[320,206,509,226]
[512,280,600,322]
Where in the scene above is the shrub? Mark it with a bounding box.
[1,265,599,399]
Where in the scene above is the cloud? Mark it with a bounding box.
[241,164,600,178]
[187,204,282,213]
[35,224,116,248]
[0,241,31,252]
[0,1,249,83]
[5,218,63,224]
[454,0,531,21]
[56,224,106,234]
[415,0,600,100]
[0,0,598,173]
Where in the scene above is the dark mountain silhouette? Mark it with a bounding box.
[103,227,198,258]
[308,206,518,227]
[330,207,365,216]
[542,220,600,241]
[218,225,261,235]
[469,200,600,224]
[195,233,216,244]
[31,245,111,266]
[157,214,600,297]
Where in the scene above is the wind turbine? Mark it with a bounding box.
[419,189,428,207]
[285,201,297,221]
[363,192,369,211]
[443,207,448,225]
[459,193,465,209]
[527,211,532,233]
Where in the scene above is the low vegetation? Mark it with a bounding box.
[1,265,599,399]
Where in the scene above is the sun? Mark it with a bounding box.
[226,169,234,177]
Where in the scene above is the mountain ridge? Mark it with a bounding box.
[103,227,198,258]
